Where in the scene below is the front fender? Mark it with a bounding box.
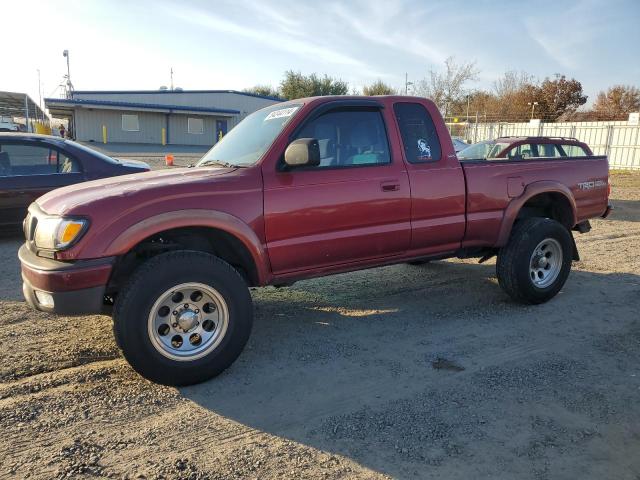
[496,181,577,247]
[68,209,271,285]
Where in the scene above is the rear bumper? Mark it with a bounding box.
[602,203,613,218]
[19,244,115,315]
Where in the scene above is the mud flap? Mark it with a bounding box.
[570,232,580,261]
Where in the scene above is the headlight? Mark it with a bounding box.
[34,217,89,250]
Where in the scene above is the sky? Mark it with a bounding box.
[3,0,639,110]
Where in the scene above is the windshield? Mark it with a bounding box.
[197,103,302,168]
[488,142,510,158]
[458,141,495,159]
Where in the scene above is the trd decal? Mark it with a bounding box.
[577,180,607,190]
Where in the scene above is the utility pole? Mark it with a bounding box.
[62,50,73,98]
[404,73,413,95]
[466,94,470,122]
[37,69,43,122]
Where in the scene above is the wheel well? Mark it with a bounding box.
[515,192,574,229]
[106,227,259,298]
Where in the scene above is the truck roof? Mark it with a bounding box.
[277,95,431,105]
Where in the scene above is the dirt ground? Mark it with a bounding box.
[0,170,639,479]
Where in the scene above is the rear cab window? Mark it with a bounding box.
[393,102,441,163]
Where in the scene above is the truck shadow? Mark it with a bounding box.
[609,199,640,222]
[181,261,640,478]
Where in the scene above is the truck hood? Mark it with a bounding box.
[37,166,236,215]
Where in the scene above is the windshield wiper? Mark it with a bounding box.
[198,159,241,168]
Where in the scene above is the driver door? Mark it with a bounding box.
[262,104,411,274]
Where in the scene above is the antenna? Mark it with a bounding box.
[170,67,174,91]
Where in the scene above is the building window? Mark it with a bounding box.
[188,117,204,134]
[122,114,139,132]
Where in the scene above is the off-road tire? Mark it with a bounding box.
[113,250,253,386]
[496,218,573,304]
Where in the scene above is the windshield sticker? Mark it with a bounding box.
[264,107,300,121]
[417,138,432,160]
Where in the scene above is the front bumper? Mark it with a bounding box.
[19,244,115,315]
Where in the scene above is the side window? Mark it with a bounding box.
[537,144,563,158]
[561,144,587,157]
[0,144,57,176]
[57,152,81,173]
[293,108,390,168]
[506,143,535,160]
[393,102,441,163]
[0,144,80,176]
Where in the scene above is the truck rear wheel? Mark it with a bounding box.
[496,217,572,304]
[113,251,252,386]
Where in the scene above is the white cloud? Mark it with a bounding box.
[162,3,367,68]
[329,1,447,64]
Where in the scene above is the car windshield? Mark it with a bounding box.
[488,142,511,158]
[458,141,496,159]
[197,103,302,168]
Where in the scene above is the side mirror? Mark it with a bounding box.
[284,138,320,167]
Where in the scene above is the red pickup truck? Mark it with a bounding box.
[19,96,611,385]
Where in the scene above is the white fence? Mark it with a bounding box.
[453,120,640,170]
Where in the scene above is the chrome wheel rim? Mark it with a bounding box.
[529,238,563,289]
[147,282,229,361]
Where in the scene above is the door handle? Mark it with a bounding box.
[381,181,400,192]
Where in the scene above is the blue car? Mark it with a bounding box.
[0,133,149,226]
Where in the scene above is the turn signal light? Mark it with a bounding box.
[61,222,83,244]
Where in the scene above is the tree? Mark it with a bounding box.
[243,85,280,98]
[415,56,479,115]
[535,75,588,121]
[493,70,536,97]
[593,85,640,120]
[362,80,396,96]
[279,71,349,100]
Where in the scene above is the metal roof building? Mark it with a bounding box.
[0,91,49,131]
[45,90,282,146]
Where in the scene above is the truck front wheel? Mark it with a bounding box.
[113,251,253,386]
[496,217,573,304]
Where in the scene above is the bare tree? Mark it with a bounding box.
[415,57,479,115]
[493,71,536,97]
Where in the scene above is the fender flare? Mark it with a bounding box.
[102,209,271,285]
[496,181,577,247]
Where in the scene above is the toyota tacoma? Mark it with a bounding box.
[19,96,612,385]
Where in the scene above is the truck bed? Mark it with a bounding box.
[460,155,609,248]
